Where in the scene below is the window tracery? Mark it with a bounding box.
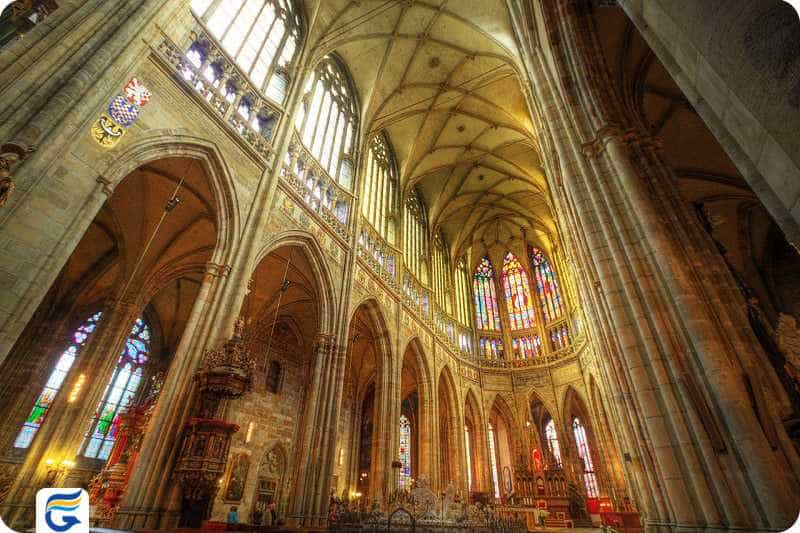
[362,132,397,244]
[191,0,302,105]
[488,423,500,499]
[399,414,412,489]
[511,335,541,359]
[455,259,471,327]
[529,247,565,323]
[573,417,598,497]
[432,233,453,314]
[480,337,504,360]
[501,251,535,330]
[14,311,102,449]
[545,418,562,468]
[403,190,429,284]
[295,55,358,188]
[473,257,500,331]
[80,317,151,460]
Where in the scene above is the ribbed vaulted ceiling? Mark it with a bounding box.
[307,0,555,264]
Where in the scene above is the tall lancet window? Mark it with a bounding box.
[14,312,103,449]
[295,55,358,188]
[80,317,151,460]
[488,423,500,499]
[473,257,500,331]
[501,252,535,330]
[529,247,565,323]
[573,418,599,497]
[432,233,452,314]
[403,190,429,284]
[399,414,412,489]
[545,418,562,467]
[362,132,398,243]
[455,259,471,326]
[191,0,302,104]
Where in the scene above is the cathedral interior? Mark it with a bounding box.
[0,0,799,531]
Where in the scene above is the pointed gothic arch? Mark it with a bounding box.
[337,298,393,501]
[562,386,602,499]
[488,394,519,502]
[398,337,433,489]
[437,365,461,491]
[463,388,486,493]
[252,231,338,336]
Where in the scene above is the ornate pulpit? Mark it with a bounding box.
[173,319,254,525]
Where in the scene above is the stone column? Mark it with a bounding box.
[617,0,800,247]
[287,333,336,525]
[114,261,232,529]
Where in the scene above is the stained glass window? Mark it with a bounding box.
[529,247,564,323]
[545,419,562,468]
[488,423,500,499]
[295,55,358,188]
[191,0,302,105]
[399,414,412,489]
[549,324,572,351]
[573,418,599,498]
[81,317,151,460]
[473,257,500,331]
[501,252,535,330]
[14,312,103,449]
[480,337,504,359]
[512,335,541,359]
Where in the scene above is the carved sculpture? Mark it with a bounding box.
[0,142,35,207]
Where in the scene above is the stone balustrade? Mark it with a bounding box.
[156,30,281,164]
[357,220,399,291]
[281,135,351,240]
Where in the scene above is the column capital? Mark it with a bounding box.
[581,125,663,158]
[205,262,231,278]
[313,333,336,352]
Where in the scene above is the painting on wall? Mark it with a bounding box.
[224,452,250,502]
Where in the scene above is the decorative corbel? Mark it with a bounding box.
[0,141,36,207]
